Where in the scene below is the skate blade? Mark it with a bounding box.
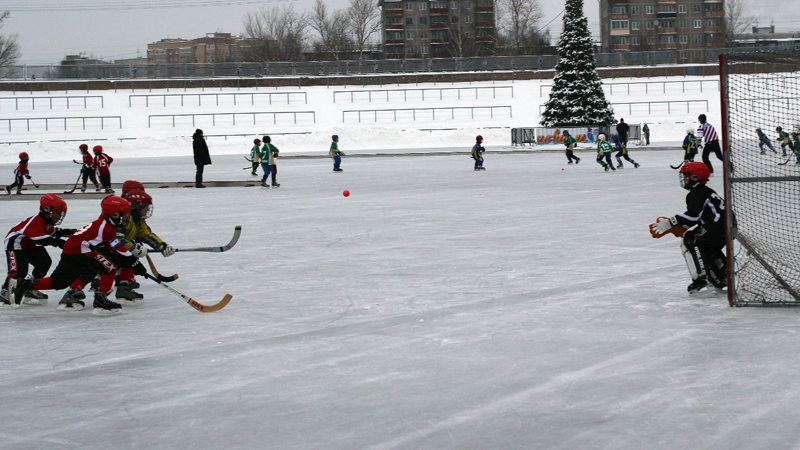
[57,303,85,311]
[22,298,48,306]
[116,298,144,306]
[92,307,122,316]
[0,303,20,310]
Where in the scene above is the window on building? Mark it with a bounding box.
[706,19,719,27]
[660,35,674,43]
[464,0,472,8]
[451,15,458,23]
[612,36,629,45]
[419,1,427,9]
[659,5,675,13]
[661,19,674,28]
[631,36,640,45]
[431,1,446,8]
[420,31,428,39]
[611,6,627,14]
[693,34,703,43]
[422,45,429,54]
[611,20,629,29]
[465,31,471,38]
[646,21,653,30]
[405,2,413,10]
[450,1,458,9]
[693,4,701,13]
[387,31,402,40]
[680,50,688,60]
[419,17,428,24]
[630,6,638,15]
[465,14,472,23]
[647,36,655,44]
[695,50,703,59]
[678,5,686,13]
[385,2,402,9]
[631,21,639,30]
[680,35,688,44]
[645,5,654,14]
[406,17,414,24]
[678,20,686,28]
[407,46,415,54]
[705,4,722,12]
[693,20,702,28]
[407,32,415,40]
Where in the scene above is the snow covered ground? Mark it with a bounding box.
[2,148,800,450]
[0,74,720,164]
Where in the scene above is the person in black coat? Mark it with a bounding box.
[616,118,630,147]
[192,129,211,188]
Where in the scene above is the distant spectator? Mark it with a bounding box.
[616,118,630,147]
[642,123,650,145]
[192,129,211,188]
[586,127,595,143]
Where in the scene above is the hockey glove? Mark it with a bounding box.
[25,175,31,179]
[159,243,176,257]
[131,261,147,276]
[649,216,685,239]
[131,242,148,258]
[55,228,77,238]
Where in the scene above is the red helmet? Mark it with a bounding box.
[100,195,130,226]
[93,145,103,154]
[254,138,261,145]
[121,180,145,199]
[476,135,483,142]
[40,194,67,225]
[79,143,89,152]
[125,189,153,219]
[679,162,711,190]
[19,152,29,160]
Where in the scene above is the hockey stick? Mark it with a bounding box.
[73,159,82,165]
[778,152,797,166]
[27,177,40,189]
[146,254,179,282]
[173,225,242,253]
[670,160,687,170]
[63,171,83,194]
[143,273,231,312]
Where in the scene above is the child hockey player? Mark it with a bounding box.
[5,152,31,195]
[78,143,101,192]
[596,134,615,172]
[259,136,280,187]
[249,138,261,176]
[2,194,74,308]
[330,135,344,172]
[612,134,639,169]
[14,196,148,316]
[682,129,699,163]
[756,128,776,155]
[650,162,727,294]
[92,145,114,193]
[472,135,486,170]
[792,131,800,165]
[563,131,580,164]
[776,126,794,156]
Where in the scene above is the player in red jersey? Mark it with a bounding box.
[4,152,31,195]
[12,196,148,316]
[92,145,114,194]
[78,143,101,192]
[1,194,75,308]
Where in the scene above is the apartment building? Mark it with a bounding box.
[599,0,724,63]
[147,33,254,65]
[380,0,496,59]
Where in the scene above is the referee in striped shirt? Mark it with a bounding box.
[696,114,723,175]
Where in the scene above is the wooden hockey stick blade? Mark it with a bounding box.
[144,273,232,312]
[146,254,179,282]
[670,161,686,170]
[175,225,241,253]
[73,159,82,164]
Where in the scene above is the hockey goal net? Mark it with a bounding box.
[720,51,800,306]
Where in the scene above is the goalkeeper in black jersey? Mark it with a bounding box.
[650,162,728,294]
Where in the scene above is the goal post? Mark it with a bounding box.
[719,51,800,306]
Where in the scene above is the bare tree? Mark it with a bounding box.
[722,0,757,46]
[346,0,381,60]
[444,15,477,58]
[309,0,353,60]
[0,11,20,71]
[242,5,309,62]
[496,0,544,55]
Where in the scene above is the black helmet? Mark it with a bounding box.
[262,135,271,143]
[698,114,707,123]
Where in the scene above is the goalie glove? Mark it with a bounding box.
[649,216,685,239]
[131,242,148,258]
[158,243,176,257]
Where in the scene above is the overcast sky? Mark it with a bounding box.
[2,0,796,65]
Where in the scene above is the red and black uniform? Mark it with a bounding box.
[81,151,99,190]
[3,214,72,290]
[92,151,114,191]
[31,216,145,294]
[7,160,29,194]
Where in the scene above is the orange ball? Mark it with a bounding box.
[343,190,350,197]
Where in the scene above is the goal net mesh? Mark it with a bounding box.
[722,51,800,306]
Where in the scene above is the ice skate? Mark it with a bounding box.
[104,188,115,194]
[57,290,86,311]
[617,164,623,169]
[604,165,610,172]
[633,162,640,168]
[0,288,13,309]
[115,281,144,306]
[687,278,710,295]
[89,275,100,292]
[271,182,280,188]
[92,292,121,316]
[3,186,10,195]
[8,278,32,308]
[568,161,574,165]
[95,186,103,192]
[80,185,87,193]
[22,290,48,306]
[575,157,581,164]
[260,180,269,188]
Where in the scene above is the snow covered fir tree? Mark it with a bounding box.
[540,0,615,127]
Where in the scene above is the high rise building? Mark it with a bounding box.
[599,0,724,63]
[379,0,496,59]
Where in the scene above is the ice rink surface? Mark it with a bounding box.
[2,149,800,450]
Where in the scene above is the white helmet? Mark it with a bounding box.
[598,133,606,141]
[686,128,695,135]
